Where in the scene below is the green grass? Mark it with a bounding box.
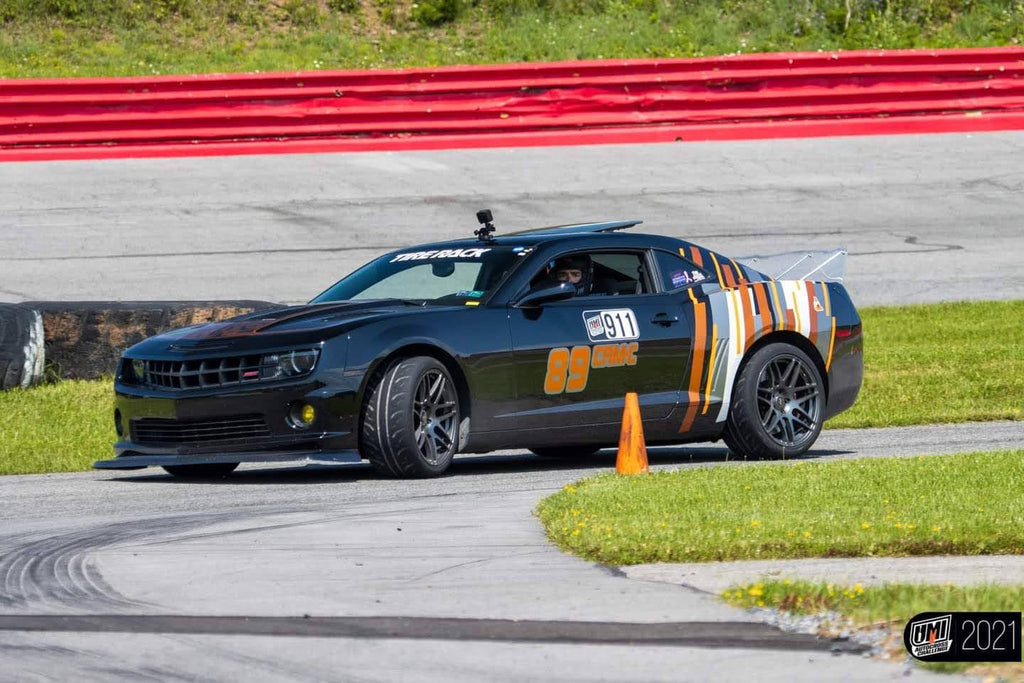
[0,299,1020,475]
[536,450,1024,564]
[722,579,1024,625]
[0,379,112,475]
[1,0,1022,78]
[722,580,1024,674]
[831,300,1024,428]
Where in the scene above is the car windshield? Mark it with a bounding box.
[311,245,529,305]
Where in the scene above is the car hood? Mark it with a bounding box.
[129,300,457,355]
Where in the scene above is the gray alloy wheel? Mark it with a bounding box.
[361,356,460,478]
[723,342,825,459]
[413,367,459,467]
[756,353,823,448]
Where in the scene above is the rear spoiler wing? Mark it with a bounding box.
[736,248,848,282]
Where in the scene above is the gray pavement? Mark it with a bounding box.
[5,134,1020,680]
[3,421,1020,680]
[3,131,1024,306]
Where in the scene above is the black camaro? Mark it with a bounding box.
[96,214,863,478]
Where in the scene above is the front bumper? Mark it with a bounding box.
[97,373,363,470]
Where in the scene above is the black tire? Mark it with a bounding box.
[723,342,825,459]
[162,463,239,479]
[361,356,460,478]
[530,446,602,459]
[0,305,45,391]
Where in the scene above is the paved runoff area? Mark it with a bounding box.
[2,421,1022,681]
[3,133,1023,679]
[2,131,1024,307]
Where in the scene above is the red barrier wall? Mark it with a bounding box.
[2,47,1023,161]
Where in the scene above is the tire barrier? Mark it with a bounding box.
[14,301,278,383]
[2,47,1024,162]
[0,304,45,390]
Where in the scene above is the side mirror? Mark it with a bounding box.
[515,282,575,308]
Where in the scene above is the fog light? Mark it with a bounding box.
[289,403,316,429]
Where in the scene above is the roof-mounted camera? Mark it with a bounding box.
[474,209,496,243]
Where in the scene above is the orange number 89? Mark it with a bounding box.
[544,346,591,394]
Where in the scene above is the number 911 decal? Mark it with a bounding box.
[583,309,639,342]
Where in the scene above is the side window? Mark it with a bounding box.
[526,251,653,297]
[590,252,650,296]
[654,250,712,292]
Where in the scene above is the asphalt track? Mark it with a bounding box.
[2,421,1022,681]
[3,132,1022,680]
[2,131,1023,306]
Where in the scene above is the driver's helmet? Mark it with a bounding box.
[549,254,592,296]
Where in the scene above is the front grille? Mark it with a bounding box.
[141,356,263,390]
[131,415,271,445]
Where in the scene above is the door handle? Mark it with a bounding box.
[650,313,679,326]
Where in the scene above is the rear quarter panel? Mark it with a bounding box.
[684,278,861,431]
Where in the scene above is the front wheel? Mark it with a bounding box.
[361,356,460,478]
[162,463,238,479]
[723,343,824,459]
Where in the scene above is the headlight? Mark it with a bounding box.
[260,349,320,380]
[131,359,146,382]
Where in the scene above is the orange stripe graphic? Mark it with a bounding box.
[689,245,704,268]
[804,281,818,338]
[680,298,707,433]
[722,262,738,289]
[826,316,837,371]
[730,289,743,356]
[769,280,785,331]
[753,282,772,337]
[739,285,755,352]
[729,258,747,284]
[702,324,718,415]
[709,251,726,289]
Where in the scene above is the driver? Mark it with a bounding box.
[548,254,592,296]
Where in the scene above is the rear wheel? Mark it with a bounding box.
[723,343,824,459]
[162,463,238,479]
[361,356,460,478]
[530,446,602,459]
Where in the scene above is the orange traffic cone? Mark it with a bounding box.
[615,392,649,475]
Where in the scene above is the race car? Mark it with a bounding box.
[95,212,863,478]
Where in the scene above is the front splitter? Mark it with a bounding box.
[94,449,363,470]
